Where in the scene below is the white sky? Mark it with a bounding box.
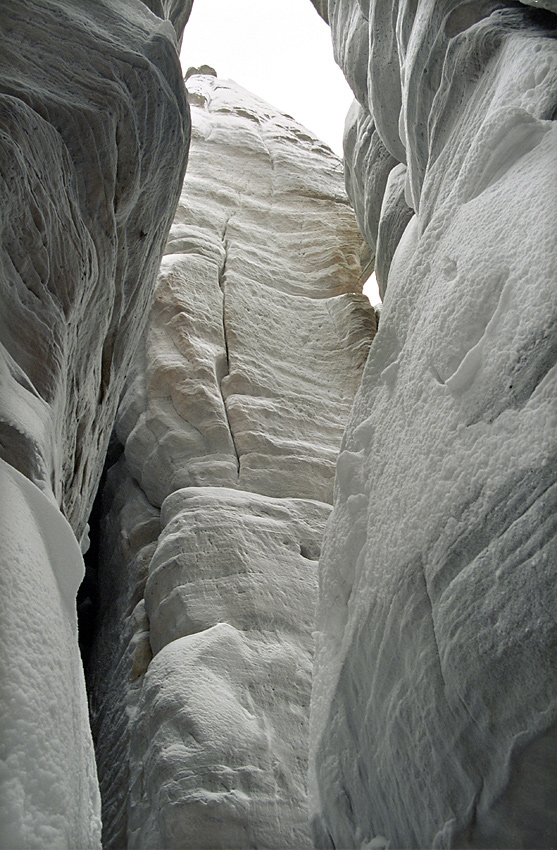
[180,0,352,155]
[179,0,381,304]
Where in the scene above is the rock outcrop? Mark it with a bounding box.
[309,0,330,22]
[87,74,375,849]
[311,2,557,848]
[4,1,554,846]
[0,2,191,845]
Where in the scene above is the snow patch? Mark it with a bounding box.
[0,458,101,849]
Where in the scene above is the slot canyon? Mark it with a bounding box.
[0,1,556,848]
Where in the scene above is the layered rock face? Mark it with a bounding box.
[311,2,557,848]
[0,2,191,846]
[0,0,191,534]
[88,73,375,849]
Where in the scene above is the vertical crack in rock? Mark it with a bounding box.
[218,215,241,478]
[419,562,447,694]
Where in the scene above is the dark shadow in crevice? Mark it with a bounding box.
[77,433,124,670]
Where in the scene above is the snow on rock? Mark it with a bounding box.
[88,74,375,848]
[311,3,557,849]
[0,0,191,843]
[128,491,331,850]
[0,459,101,849]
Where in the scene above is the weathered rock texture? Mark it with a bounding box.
[88,74,375,849]
[0,1,191,845]
[311,2,557,848]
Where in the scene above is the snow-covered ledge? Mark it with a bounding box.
[0,458,101,848]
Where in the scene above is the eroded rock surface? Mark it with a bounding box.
[0,2,191,845]
[88,74,375,849]
[0,0,190,534]
[311,2,557,848]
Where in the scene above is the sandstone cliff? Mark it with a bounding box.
[310,2,557,848]
[87,73,375,849]
[0,1,191,845]
[1,1,556,847]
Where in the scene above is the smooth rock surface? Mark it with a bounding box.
[0,459,101,849]
[311,3,557,848]
[128,489,331,850]
[0,1,191,845]
[89,74,375,848]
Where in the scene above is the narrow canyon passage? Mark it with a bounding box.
[1,1,556,848]
[84,71,375,849]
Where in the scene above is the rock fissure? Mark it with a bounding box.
[419,564,448,695]
[218,229,241,480]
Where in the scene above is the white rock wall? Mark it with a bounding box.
[0,2,191,845]
[311,2,557,848]
[88,74,375,848]
[0,0,191,534]
[0,459,101,848]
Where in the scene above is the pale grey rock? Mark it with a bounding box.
[309,0,330,23]
[143,0,194,38]
[311,2,557,849]
[186,64,218,79]
[374,163,413,299]
[145,487,329,656]
[343,101,399,254]
[117,249,239,505]
[0,0,190,536]
[0,1,191,845]
[128,489,330,850]
[120,75,375,509]
[224,283,373,503]
[329,0,370,107]
[90,75,375,848]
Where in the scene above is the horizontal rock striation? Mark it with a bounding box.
[0,0,190,535]
[88,74,375,849]
[0,1,191,846]
[311,2,557,848]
